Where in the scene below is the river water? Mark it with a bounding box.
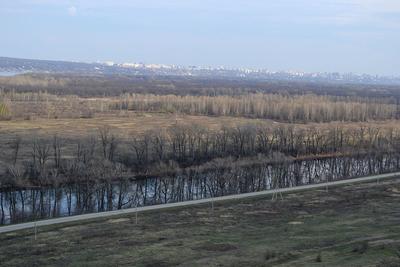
[0,154,399,225]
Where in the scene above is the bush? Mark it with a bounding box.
[315,252,322,262]
[352,241,369,254]
[264,250,277,261]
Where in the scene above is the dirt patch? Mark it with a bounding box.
[288,221,304,225]
[60,225,82,232]
[220,214,234,218]
[388,188,400,193]
[107,218,130,224]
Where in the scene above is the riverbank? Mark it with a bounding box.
[1,155,398,225]
[1,177,400,266]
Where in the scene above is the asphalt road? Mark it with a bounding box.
[1,172,399,234]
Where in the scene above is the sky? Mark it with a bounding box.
[1,0,400,75]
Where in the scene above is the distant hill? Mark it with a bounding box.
[1,56,400,85]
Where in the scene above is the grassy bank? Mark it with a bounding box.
[1,179,400,266]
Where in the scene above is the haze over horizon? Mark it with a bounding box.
[1,0,400,76]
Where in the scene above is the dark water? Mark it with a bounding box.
[1,154,399,225]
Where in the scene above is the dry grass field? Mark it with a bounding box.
[1,111,399,140]
[0,112,258,139]
[1,111,400,173]
[0,112,260,171]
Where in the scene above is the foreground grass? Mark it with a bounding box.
[1,180,400,266]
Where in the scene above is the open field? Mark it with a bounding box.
[1,178,400,266]
[0,112,259,139]
[2,112,400,138]
[0,112,260,172]
[1,111,400,174]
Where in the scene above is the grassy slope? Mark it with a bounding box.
[1,180,400,266]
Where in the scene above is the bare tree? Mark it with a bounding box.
[130,135,150,168]
[11,135,21,166]
[149,130,166,161]
[31,139,51,181]
[53,135,63,169]
[99,126,111,160]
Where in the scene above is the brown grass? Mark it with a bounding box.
[1,112,399,139]
[1,111,400,172]
[1,179,400,266]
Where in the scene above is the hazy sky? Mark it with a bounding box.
[1,0,400,75]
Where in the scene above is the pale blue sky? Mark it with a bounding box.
[1,0,400,75]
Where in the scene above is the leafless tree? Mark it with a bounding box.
[10,135,21,166]
[53,135,63,169]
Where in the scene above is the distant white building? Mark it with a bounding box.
[121,63,142,68]
[104,61,115,66]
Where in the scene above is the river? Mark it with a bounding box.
[0,153,399,225]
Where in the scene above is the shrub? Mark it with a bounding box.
[352,241,369,254]
[264,250,277,261]
[315,252,322,262]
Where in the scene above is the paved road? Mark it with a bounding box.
[1,172,399,234]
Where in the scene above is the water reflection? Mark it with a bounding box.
[1,154,399,225]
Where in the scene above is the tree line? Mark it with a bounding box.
[2,123,400,189]
[2,90,399,123]
[2,74,400,98]
[112,93,399,123]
